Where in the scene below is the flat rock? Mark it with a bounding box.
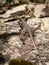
[0,4,27,18]
[34,4,46,17]
[41,17,49,32]
[35,17,49,45]
[2,35,22,60]
[0,20,21,35]
[0,3,49,65]
[42,6,49,17]
[34,4,49,17]
[27,17,49,45]
[27,18,41,31]
[0,0,6,6]
[13,0,19,4]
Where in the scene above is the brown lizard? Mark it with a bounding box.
[17,16,38,54]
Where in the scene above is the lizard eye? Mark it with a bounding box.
[23,42,25,45]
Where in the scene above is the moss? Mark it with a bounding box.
[20,60,33,65]
[0,52,5,63]
[0,52,3,58]
[19,0,30,4]
[9,59,21,65]
[9,59,33,65]
[6,0,13,4]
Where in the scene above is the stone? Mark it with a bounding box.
[0,9,5,14]
[0,4,27,18]
[34,4,49,17]
[34,4,46,17]
[0,3,49,65]
[8,35,22,47]
[2,35,22,60]
[0,0,6,6]
[0,20,21,35]
[42,6,49,17]
[13,0,19,5]
[35,17,49,45]
[27,3,35,12]
[4,62,9,65]
[27,17,49,45]
[45,0,49,7]
[41,17,49,32]
[45,62,49,65]
[27,18,41,31]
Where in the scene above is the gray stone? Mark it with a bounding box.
[45,0,49,7]
[0,0,6,6]
[0,21,21,35]
[27,18,41,31]
[34,4,46,17]
[0,4,27,18]
[35,17,49,45]
[3,35,22,60]
[13,0,19,4]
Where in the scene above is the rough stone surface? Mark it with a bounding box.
[27,18,41,31]
[42,6,49,17]
[34,4,46,17]
[0,4,27,18]
[1,35,22,60]
[0,3,49,65]
[13,0,19,4]
[0,21,21,35]
[0,0,6,6]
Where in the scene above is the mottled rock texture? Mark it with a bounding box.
[0,1,49,65]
